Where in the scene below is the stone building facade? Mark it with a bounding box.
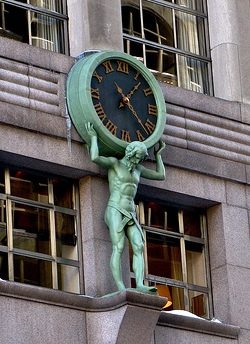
[0,0,249,343]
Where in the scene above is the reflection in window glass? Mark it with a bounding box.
[0,168,5,194]
[144,201,179,232]
[13,203,50,255]
[186,241,206,286]
[31,12,65,52]
[0,252,8,279]
[135,200,211,318]
[176,0,204,12]
[146,232,182,280]
[183,209,201,237]
[10,170,49,203]
[14,255,53,288]
[0,200,6,246]
[189,291,208,318]
[122,1,211,94]
[0,168,81,293]
[53,179,73,208]
[30,0,63,13]
[55,212,78,260]
[0,0,67,53]
[58,264,80,293]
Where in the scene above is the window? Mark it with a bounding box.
[132,200,212,318]
[0,0,68,54]
[122,0,212,94]
[0,167,81,294]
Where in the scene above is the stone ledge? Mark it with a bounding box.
[0,280,166,312]
[158,311,240,339]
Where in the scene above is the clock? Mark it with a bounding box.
[66,50,166,157]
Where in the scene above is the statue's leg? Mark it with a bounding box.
[127,225,157,293]
[105,207,126,291]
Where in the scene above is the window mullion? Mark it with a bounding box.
[179,210,190,310]
[27,8,32,46]
[48,180,58,290]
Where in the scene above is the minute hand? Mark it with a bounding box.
[126,102,149,135]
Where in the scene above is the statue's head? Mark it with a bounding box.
[124,141,148,170]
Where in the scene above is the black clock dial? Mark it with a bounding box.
[90,58,157,142]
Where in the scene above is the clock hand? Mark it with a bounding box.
[119,82,141,108]
[114,82,148,135]
[126,82,141,99]
[114,82,130,105]
[126,101,149,135]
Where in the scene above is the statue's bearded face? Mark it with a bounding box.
[126,150,147,172]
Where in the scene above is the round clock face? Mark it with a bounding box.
[66,51,166,157]
[90,58,157,143]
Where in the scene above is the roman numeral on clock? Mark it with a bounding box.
[144,119,156,134]
[121,130,131,142]
[136,130,145,142]
[105,119,118,136]
[117,61,129,74]
[93,71,103,83]
[148,104,157,116]
[143,87,153,96]
[91,87,100,100]
[94,103,107,122]
[102,60,114,74]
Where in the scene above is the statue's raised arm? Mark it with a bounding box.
[139,141,166,180]
[85,122,117,168]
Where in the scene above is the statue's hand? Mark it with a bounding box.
[85,122,97,138]
[154,141,166,156]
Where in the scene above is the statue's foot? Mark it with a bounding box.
[136,285,157,293]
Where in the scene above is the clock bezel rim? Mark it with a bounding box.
[66,50,166,156]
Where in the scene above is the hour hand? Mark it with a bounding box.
[114,82,130,107]
[119,82,141,108]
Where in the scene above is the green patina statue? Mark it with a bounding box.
[86,122,166,293]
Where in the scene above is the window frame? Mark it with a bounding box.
[122,0,213,95]
[0,0,69,54]
[0,167,83,294]
[133,200,213,318]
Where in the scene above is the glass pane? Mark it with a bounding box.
[152,50,177,85]
[175,0,204,12]
[0,200,7,246]
[0,4,28,43]
[178,55,210,94]
[186,241,207,286]
[183,210,201,237]
[12,203,50,255]
[53,179,73,208]
[122,5,142,38]
[55,212,78,260]
[123,38,144,63]
[156,283,185,311]
[143,6,174,47]
[144,202,179,232]
[0,252,8,279]
[30,0,63,13]
[10,170,49,203]
[30,12,65,53]
[14,255,52,288]
[189,291,208,318]
[146,232,182,280]
[0,167,4,194]
[58,264,80,293]
[175,11,206,56]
